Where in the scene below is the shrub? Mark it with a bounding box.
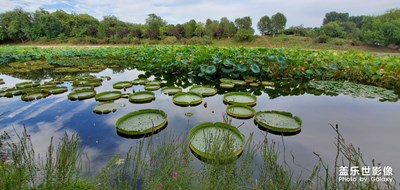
[315,34,330,43]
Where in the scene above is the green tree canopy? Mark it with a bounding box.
[323,11,349,25]
[257,15,271,35]
[270,12,287,36]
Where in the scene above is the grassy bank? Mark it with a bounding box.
[0,123,397,190]
[4,35,399,54]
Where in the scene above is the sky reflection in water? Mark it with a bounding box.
[1,68,399,179]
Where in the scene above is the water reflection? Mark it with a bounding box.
[1,67,400,180]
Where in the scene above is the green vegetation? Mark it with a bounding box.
[0,45,399,91]
[0,8,399,51]
[0,123,397,189]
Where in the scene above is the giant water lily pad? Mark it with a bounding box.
[173,92,203,106]
[226,104,256,119]
[116,109,168,136]
[144,85,160,91]
[220,83,235,89]
[15,81,40,89]
[72,86,94,92]
[113,81,133,89]
[145,81,162,86]
[223,92,257,106]
[0,78,4,85]
[308,80,399,102]
[93,102,125,114]
[0,88,23,97]
[132,78,147,85]
[161,87,182,95]
[46,86,68,95]
[95,91,122,101]
[68,90,96,100]
[21,90,49,101]
[189,122,245,161]
[254,110,302,133]
[129,91,155,103]
[189,85,217,97]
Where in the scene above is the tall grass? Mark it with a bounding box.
[0,123,398,189]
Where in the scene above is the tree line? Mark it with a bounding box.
[285,9,400,47]
[0,8,287,44]
[0,8,399,47]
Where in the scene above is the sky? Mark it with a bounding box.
[0,0,399,28]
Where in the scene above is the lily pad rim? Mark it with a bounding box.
[116,108,168,136]
[254,110,303,133]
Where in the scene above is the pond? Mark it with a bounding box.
[1,67,399,181]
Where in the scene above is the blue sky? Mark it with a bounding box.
[0,0,399,27]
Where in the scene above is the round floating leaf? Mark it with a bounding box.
[220,83,235,89]
[254,110,302,133]
[250,64,260,74]
[129,91,155,103]
[46,86,68,95]
[189,85,217,97]
[249,82,259,87]
[205,65,216,75]
[261,81,275,86]
[173,92,203,106]
[68,90,96,100]
[223,59,234,67]
[95,91,122,101]
[93,101,125,114]
[0,79,4,85]
[21,90,49,101]
[144,85,160,91]
[223,92,257,106]
[243,76,256,83]
[161,87,182,95]
[132,78,147,85]
[16,81,40,89]
[72,86,94,92]
[145,81,162,86]
[227,104,256,119]
[116,109,168,136]
[113,81,133,89]
[232,80,246,86]
[220,78,233,83]
[189,122,245,162]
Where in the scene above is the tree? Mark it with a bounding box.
[361,9,400,45]
[0,8,31,42]
[173,24,185,39]
[183,19,196,38]
[52,10,76,37]
[194,22,205,37]
[270,12,287,36]
[145,13,166,39]
[219,17,236,38]
[234,16,254,41]
[31,9,62,39]
[257,15,271,35]
[323,11,349,25]
[320,21,346,38]
[72,14,99,37]
[204,19,219,38]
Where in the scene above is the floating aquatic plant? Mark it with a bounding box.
[129,91,155,103]
[95,91,122,101]
[223,92,257,106]
[189,85,217,97]
[254,110,302,133]
[115,109,168,136]
[93,101,125,114]
[161,87,182,95]
[172,92,203,106]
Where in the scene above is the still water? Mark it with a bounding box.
[1,68,399,180]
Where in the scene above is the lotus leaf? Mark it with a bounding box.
[173,92,203,106]
[129,91,155,103]
[226,105,255,119]
[223,92,257,106]
[189,85,217,97]
[254,110,302,133]
[161,87,182,95]
[113,81,133,89]
[116,109,168,136]
[189,122,245,161]
[93,102,125,114]
[95,91,122,101]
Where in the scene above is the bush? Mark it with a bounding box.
[329,38,348,46]
[161,36,178,44]
[234,29,255,42]
[84,36,98,44]
[315,34,330,43]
